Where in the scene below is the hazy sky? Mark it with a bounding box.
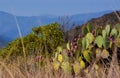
[0,0,120,16]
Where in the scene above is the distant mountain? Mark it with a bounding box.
[70,11,112,24]
[0,10,112,46]
[66,11,120,40]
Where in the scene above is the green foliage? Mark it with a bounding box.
[53,61,60,71]
[103,37,110,49]
[32,23,64,48]
[102,30,107,39]
[61,62,72,73]
[85,33,94,44]
[52,23,120,75]
[0,23,64,59]
[95,36,104,48]
[105,24,111,36]
[82,23,93,35]
[87,23,93,32]
[101,49,109,58]
[82,37,89,50]
[52,23,120,74]
[83,50,91,63]
[79,60,85,69]
[57,46,63,53]
[82,26,88,36]
[95,48,102,57]
[95,27,102,36]
[110,28,118,37]
[115,23,120,30]
[73,62,81,75]
[66,42,70,50]
[115,38,120,48]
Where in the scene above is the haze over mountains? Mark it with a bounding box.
[0,10,112,47]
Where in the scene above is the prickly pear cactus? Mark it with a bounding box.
[52,23,120,75]
[95,36,104,48]
[82,37,90,50]
[86,23,92,32]
[102,30,107,39]
[82,26,88,36]
[96,48,102,58]
[83,50,91,63]
[73,62,81,75]
[57,46,63,53]
[110,28,118,37]
[105,24,110,36]
[66,42,70,50]
[61,61,72,73]
[115,38,120,48]
[101,49,109,58]
[57,54,63,63]
[103,37,110,49]
[53,61,60,71]
[85,33,94,44]
[80,60,85,69]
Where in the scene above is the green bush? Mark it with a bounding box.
[0,23,64,59]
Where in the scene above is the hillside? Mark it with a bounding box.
[0,16,120,78]
[83,11,120,27]
[0,11,120,78]
[66,11,120,40]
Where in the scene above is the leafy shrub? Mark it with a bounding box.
[0,23,64,59]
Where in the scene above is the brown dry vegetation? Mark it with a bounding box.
[0,54,120,78]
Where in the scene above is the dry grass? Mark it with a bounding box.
[0,55,120,78]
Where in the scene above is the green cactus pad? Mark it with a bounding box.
[73,62,81,75]
[61,62,72,73]
[105,24,110,36]
[66,42,70,50]
[103,37,110,49]
[95,36,104,48]
[101,49,109,58]
[110,28,118,37]
[86,33,94,44]
[83,50,91,63]
[102,30,107,39]
[115,38,120,48]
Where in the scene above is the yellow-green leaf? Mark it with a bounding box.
[109,41,113,48]
[105,24,110,36]
[61,62,72,73]
[57,54,63,62]
[83,50,91,63]
[94,64,99,70]
[80,60,85,69]
[96,48,102,57]
[115,38,120,48]
[101,49,109,58]
[57,46,62,52]
[53,61,60,71]
[95,36,104,48]
[102,30,107,39]
[86,33,94,44]
[110,28,118,37]
[66,42,70,50]
[73,62,81,75]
